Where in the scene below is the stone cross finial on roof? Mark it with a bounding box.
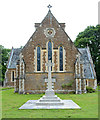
[47,4,52,10]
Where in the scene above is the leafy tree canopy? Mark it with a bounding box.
[74,25,100,82]
[0,45,11,81]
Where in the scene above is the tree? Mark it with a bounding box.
[0,45,11,82]
[74,25,100,83]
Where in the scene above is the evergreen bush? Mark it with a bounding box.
[86,86,95,93]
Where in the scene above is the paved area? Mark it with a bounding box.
[19,100,81,109]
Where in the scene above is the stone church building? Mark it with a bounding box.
[5,9,97,94]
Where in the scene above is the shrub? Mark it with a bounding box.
[61,84,67,89]
[66,83,72,87]
[61,80,74,89]
[69,91,75,94]
[86,86,95,93]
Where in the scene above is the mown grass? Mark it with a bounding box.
[2,89,98,118]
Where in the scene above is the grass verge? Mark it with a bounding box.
[2,89,98,118]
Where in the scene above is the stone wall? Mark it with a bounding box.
[23,72,75,92]
[87,79,94,88]
[5,68,16,86]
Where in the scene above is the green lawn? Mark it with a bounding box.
[2,89,98,118]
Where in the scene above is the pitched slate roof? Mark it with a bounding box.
[7,48,21,69]
[78,47,96,79]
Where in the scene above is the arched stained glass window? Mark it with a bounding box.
[48,41,52,62]
[37,47,41,71]
[59,46,63,71]
[48,41,52,70]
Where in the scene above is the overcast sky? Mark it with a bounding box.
[0,0,99,49]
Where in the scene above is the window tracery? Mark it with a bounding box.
[59,46,63,71]
[37,47,41,71]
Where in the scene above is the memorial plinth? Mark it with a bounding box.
[36,90,64,106]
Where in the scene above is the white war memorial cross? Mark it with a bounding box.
[45,60,56,90]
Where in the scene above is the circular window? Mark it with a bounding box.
[47,29,53,35]
[44,28,56,38]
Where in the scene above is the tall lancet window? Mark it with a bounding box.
[59,46,63,71]
[48,41,52,70]
[37,47,41,71]
[48,41,52,62]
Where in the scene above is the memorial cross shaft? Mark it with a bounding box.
[46,60,54,90]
